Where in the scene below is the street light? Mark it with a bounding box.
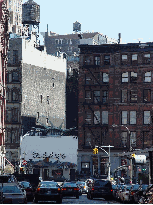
[95,145,114,180]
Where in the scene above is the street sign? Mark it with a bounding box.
[22,160,27,165]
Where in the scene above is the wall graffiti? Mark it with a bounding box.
[32,151,66,160]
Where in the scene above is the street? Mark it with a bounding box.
[28,194,120,204]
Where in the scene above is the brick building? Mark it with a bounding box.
[77,43,153,176]
[0,0,9,172]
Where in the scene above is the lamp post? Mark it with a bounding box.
[95,145,114,180]
[112,124,133,184]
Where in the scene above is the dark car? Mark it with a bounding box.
[87,179,113,200]
[129,184,140,203]
[34,181,62,203]
[0,183,27,204]
[61,182,80,199]
[18,181,34,202]
[134,184,149,203]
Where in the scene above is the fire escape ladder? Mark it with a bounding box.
[86,67,101,86]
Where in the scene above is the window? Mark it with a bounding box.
[37,112,39,119]
[102,91,108,103]
[121,90,127,103]
[121,132,127,147]
[132,54,137,61]
[104,55,110,65]
[93,91,100,104]
[94,73,100,84]
[47,96,49,104]
[85,133,91,146]
[130,72,137,83]
[94,56,100,65]
[94,111,100,124]
[122,72,128,82]
[85,91,91,103]
[6,109,11,122]
[144,53,150,64]
[12,108,18,122]
[12,90,19,101]
[130,132,136,147]
[40,95,42,103]
[130,111,136,124]
[144,71,151,82]
[13,50,18,64]
[122,55,127,62]
[102,111,108,124]
[55,39,59,44]
[46,118,48,124]
[143,131,150,148]
[85,111,92,125]
[85,74,91,84]
[144,111,150,124]
[85,56,91,65]
[130,90,137,102]
[103,73,109,83]
[144,90,151,102]
[122,111,127,124]
[12,71,19,82]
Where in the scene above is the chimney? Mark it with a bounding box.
[118,33,121,44]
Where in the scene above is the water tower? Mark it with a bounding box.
[22,0,40,41]
[73,21,81,33]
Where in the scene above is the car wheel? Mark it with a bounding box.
[56,199,62,204]
[76,195,79,199]
[34,197,38,203]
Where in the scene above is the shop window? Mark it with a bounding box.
[121,111,127,124]
[143,89,151,102]
[130,111,136,124]
[144,111,150,124]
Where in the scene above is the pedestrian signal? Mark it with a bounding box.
[93,148,98,154]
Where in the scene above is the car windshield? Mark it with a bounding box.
[40,182,57,188]
[21,182,30,188]
[63,183,77,187]
[94,180,111,187]
[0,185,22,193]
[76,182,85,185]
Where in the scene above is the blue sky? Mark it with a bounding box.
[23,0,153,44]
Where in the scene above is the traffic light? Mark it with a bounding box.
[93,148,98,154]
[131,153,135,158]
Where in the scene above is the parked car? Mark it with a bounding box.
[76,181,88,194]
[120,185,132,203]
[18,181,34,202]
[129,184,140,203]
[61,182,80,199]
[0,182,27,204]
[34,181,62,203]
[87,179,113,200]
[133,184,148,203]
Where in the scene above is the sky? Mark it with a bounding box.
[23,0,153,44]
